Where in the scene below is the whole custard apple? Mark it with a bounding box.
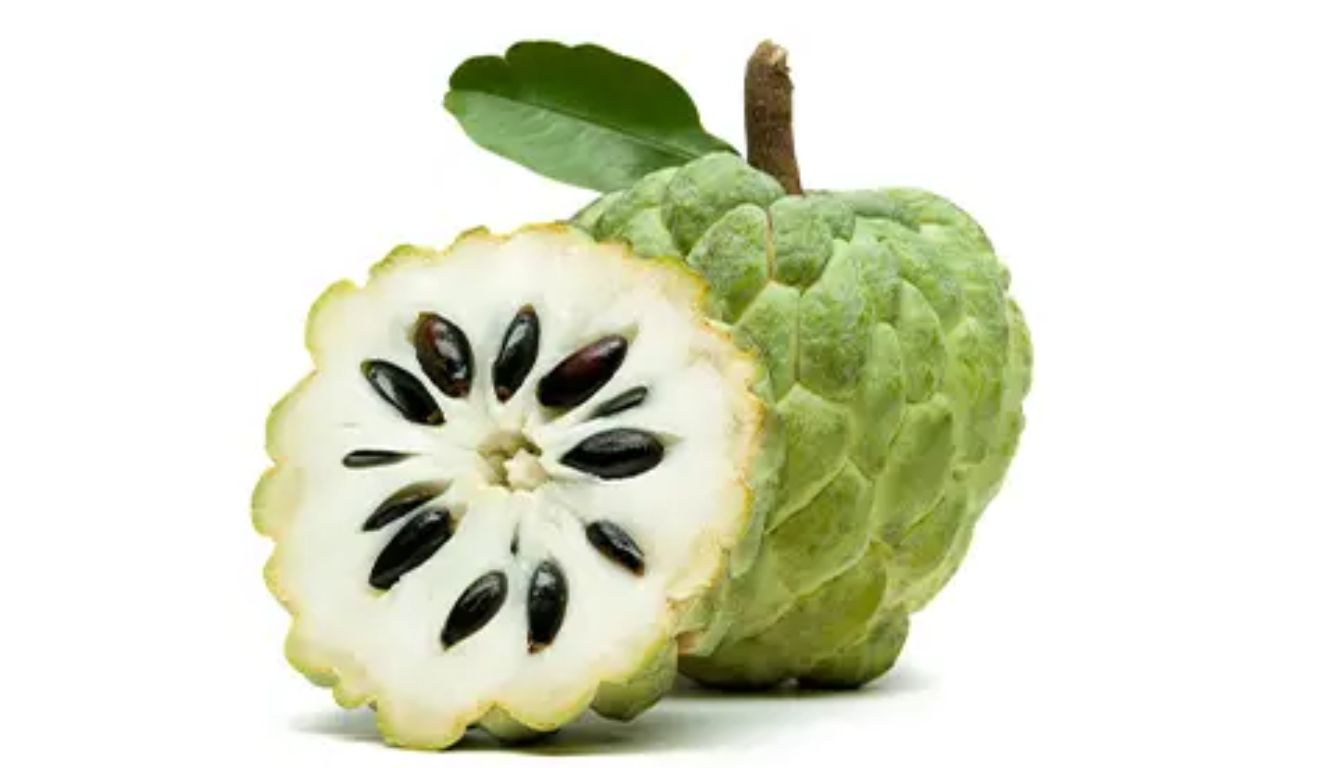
[572,151,1031,688]
[254,40,1031,749]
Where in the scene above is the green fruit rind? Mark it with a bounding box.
[573,153,1031,689]
[797,240,877,401]
[477,709,552,744]
[679,541,890,688]
[799,608,910,690]
[686,204,771,321]
[591,640,679,721]
[662,153,785,251]
[771,386,851,528]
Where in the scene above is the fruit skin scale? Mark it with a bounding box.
[574,152,1033,689]
[252,225,776,748]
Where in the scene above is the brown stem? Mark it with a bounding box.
[745,40,802,194]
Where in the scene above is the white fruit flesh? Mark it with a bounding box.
[255,227,763,748]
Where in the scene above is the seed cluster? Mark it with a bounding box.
[346,308,663,654]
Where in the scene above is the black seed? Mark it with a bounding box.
[536,335,627,409]
[590,386,649,419]
[414,313,473,399]
[492,306,540,402]
[442,571,508,650]
[561,429,664,480]
[361,360,444,426]
[343,449,412,468]
[363,481,450,531]
[527,561,568,653]
[585,521,646,576]
[369,509,453,590]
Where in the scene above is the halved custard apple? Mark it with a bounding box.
[253,226,768,749]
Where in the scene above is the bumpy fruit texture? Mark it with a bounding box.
[574,153,1033,689]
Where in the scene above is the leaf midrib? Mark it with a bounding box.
[455,89,719,163]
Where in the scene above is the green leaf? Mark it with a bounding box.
[445,41,736,192]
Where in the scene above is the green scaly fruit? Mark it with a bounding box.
[573,152,1032,689]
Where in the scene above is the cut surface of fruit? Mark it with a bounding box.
[254,226,765,749]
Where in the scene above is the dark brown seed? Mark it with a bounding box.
[492,306,540,402]
[343,449,412,468]
[363,481,450,531]
[414,313,473,399]
[527,560,568,653]
[536,335,627,409]
[585,521,645,576]
[369,509,453,590]
[561,429,664,480]
[442,571,508,650]
[590,386,649,419]
[361,360,444,425]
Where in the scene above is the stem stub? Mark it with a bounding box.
[745,40,802,194]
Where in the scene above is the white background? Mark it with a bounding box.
[1,1,1341,764]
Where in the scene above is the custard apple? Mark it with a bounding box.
[573,152,1032,689]
[254,227,774,747]
[254,39,1032,751]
